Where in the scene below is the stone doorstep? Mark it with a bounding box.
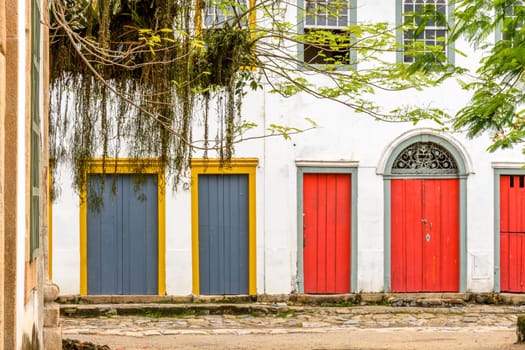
[293,294,358,305]
[386,293,471,301]
[60,303,291,318]
[57,294,261,304]
[498,293,525,305]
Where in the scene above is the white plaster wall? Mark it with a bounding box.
[356,167,384,292]
[52,169,81,294]
[52,1,525,295]
[17,0,26,344]
[21,291,44,348]
[165,184,192,294]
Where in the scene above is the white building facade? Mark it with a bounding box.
[51,0,525,296]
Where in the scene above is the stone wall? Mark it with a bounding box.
[0,0,6,347]
[0,0,55,347]
[3,0,16,346]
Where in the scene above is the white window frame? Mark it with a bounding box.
[396,0,455,64]
[298,0,357,67]
[305,0,350,29]
[202,0,249,28]
[495,0,524,41]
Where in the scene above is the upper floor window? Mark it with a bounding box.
[300,0,356,65]
[305,0,349,28]
[398,0,452,64]
[501,0,524,41]
[203,0,249,28]
[505,0,524,23]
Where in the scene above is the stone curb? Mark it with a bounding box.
[57,292,525,308]
[58,292,525,319]
[60,302,525,319]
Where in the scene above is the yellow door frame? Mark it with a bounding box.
[191,158,258,295]
[79,159,166,295]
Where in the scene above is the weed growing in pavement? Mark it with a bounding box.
[278,310,297,318]
[144,310,162,319]
[319,301,358,307]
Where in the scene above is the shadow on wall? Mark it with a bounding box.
[21,325,40,350]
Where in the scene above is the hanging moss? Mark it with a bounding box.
[49,0,259,196]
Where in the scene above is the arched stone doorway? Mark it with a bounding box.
[379,131,470,292]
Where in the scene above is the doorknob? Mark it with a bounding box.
[421,218,427,223]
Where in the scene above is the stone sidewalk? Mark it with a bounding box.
[62,304,523,338]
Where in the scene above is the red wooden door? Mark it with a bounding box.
[303,173,351,293]
[500,175,525,292]
[391,179,459,292]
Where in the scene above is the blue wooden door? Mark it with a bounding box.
[87,174,158,294]
[198,174,249,294]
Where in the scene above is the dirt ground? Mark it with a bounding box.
[68,327,525,350]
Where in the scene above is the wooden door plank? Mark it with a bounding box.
[391,179,407,292]
[303,174,319,293]
[121,175,158,294]
[501,232,510,291]
[509,233,521,291]
[87,175,121,294]
[405,179,424,291]
[422,179,439,291]
[420,179,459,292]
[441,179,460,291]
[509,176,520,232]
[426,179,459,292]
[500,176,510,234]
[334,175,351,293]
[391,179,424,292]
[316,175,328,292]
[325,175,337,292]
[516,175,524,233]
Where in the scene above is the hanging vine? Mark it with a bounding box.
[48,0,460,197]
[49,0,258,196]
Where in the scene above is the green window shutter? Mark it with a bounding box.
[30,0,41,261]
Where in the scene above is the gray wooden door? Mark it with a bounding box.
[198,174,249,294]
[87,174,158,294]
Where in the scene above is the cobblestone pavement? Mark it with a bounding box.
[62,304,525,337]
[59,301,525,349]
[61,304,524,349]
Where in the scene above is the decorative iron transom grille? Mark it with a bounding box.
[392,142,458,174]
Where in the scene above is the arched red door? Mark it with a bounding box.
[391,179,459,292]
[390,141,460,292]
